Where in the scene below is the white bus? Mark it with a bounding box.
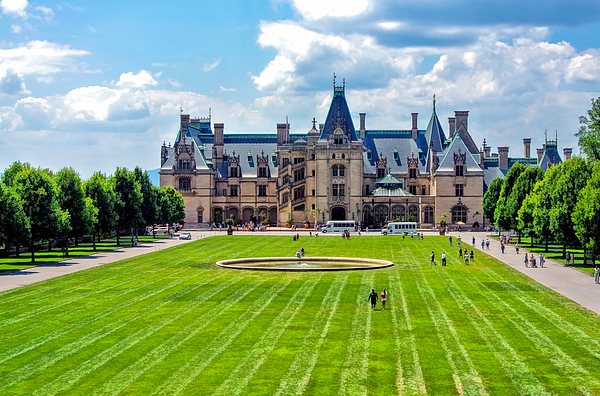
[322,220,356,233]
[381,222,417,235]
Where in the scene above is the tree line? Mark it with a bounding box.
[0,163,185,262]
[483,97,600,261]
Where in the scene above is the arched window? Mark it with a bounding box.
[452,205,468,223]
[374,205,389,226]
[332,153,336,159]
[423,206,434,224]
[408,205,418,222]
[342,153,346,159]
[339,165,345,177]
[391,205,405,222]
[332,165,338,176]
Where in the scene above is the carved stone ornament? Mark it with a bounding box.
[454,148,466,165]
[257,150,269,166]
[407,152,419,168]
[376,156,387,169]
[229,150,240,166]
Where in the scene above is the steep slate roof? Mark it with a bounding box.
[363,134,428,173]
[436,134,483,174]
[319,80,358,142]
[539,142,562,171]
[483,167,505,191]
[424,106,446,153]
[217,143,279,178]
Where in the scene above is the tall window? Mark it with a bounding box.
[178,177,191,191]
[455,184,464,197]
[377,168,385,179]
[282,192,289,203]
[293,186,305,200]
[374,205,389,225]
[294,168,305,182]
[258,167,268,177]
[423,206,434,223]
[339,165,345,176]
[230,167,238,177]
[223,189,227,196]
[455,165,464,176]
[409,168,417,179]
[334,136,343,144]
[197,211,203,223]
[230,185,238,196]
[178,159,191,169]
[332,165,338,176]
[282,158,290,167]
[339,184,345,196]
[258,185,267,196]
[332,184,338,196]
[409,185,417,195]
[391,206,405,221]
[294,157,305,164]
[452,206,467,223]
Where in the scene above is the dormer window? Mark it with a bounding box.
[230,167,238,177]
[409,169,417,179]
[223,153,228,162]
[333,127,345,145]
[455,165,464,176]
[258,167,268,178]
[272,154,277,163]
[393,149,398,160]
[367,152,372,160]
[377,168,385,179]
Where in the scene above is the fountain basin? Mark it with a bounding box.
[216,257,393,272]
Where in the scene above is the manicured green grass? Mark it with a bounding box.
[0,235,169,273]
[1,235,600,395]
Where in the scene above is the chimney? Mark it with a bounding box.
[563,147,573,161]
[359,113,366,139]
[277,123,289,145]
[482,138,491,157]
[213,123,224,163]
[180,113,190,132]
[448,117,456,137]
[319,123,324,133]
[411,113,418,139]
[537,148,544,164]
[498,146,509,170]
[454,111,469,134]
[523,138,531,158]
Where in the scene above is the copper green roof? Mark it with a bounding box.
[371,187,413,197]
[375,173,403,186]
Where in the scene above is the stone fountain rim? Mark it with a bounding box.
[215,256,394,272]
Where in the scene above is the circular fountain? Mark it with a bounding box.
[215,257,393,272]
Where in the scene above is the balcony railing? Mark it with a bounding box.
[291,196,306,206]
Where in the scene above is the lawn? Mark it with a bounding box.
[0,235,169,273]
[1,235,599,395]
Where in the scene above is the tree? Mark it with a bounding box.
[0,184,30,256]
[55,167,96,248]
[309,207,324,228]
[517,184,539,240]
[133,167,158,236]
[112,167,143,245]
[550,158,591,256]
[157,186,185,226]
[505,166,544,241]
[576,97,600,162]
[2,161,31,187]
[494,163,526,231]
[84,172,117,247]
[483,177,503,227]
[573,162,600,260]
[13,167,64,262]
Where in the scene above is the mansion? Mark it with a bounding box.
[159,78,568,228]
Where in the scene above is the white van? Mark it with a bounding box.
[322,220,356,233]
[381,222,417,235]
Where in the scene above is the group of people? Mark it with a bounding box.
[341,230,351,239]
[524,252,546,268]
[368,289,387,310]
[295,247,305,258]
[430,249,474,266]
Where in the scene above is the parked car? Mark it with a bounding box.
[179,232,192,240]
[155,227,169,235]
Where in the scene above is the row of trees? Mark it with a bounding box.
[483,97,600,260]
[0,162,185,262]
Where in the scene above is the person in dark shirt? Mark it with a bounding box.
[368,289,379,309]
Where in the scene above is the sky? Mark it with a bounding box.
[1,0,600,177]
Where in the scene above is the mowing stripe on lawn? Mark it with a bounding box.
[0,271,227,392]
[434,269,551,395]
[412,265,488,396]
[274,274,348,396]
[35,277,256,396]
[0,266,191,365]
[485,268,600,361]
[337,272,373,396]
[212,275,322,396]
[468,276,599,395]
[389,274,427,395]
[152,278,293,396]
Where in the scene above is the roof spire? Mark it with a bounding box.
[333,72,336,89]
[433,94,436,112]
[312,117,317,129]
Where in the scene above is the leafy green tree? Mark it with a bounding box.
[84,172,117,247]
[133,167,158,236]
[157,186,186,226]
[0,184,30,256]
[112,167,143,245]
[506,166,544,241]
[2,161,32,187]
[530,164,562,249]
[55,167,97,248]
[576,97,600,161]
[483,177,502,227]
[13,167,64,262]
[494,163,526,231]
[550,158,591,256]
[517,182,540,240]
[573,162,600,259]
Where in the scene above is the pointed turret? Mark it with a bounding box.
[319,74,358,142]
[424,95,446,153]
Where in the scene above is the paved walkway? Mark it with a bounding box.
[452,232,600,316]
[0,232,215,293]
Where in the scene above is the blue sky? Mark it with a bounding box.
[1,0,600,177]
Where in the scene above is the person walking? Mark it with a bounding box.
[381,289,387,310]
[524,253,529,268]
[470,250,474,262]
[430,251,436,266]
[464,254,469,265]
[486,239,490,249]
[449,236,453,246]
[472,236,476,246]
[515,243,520,254]
[501,244,505,254]
[459,248,463,258]
[595,266,599,284]
[481,240,485,250]
[368,289,379,309]
[301,247,305,257]
[441,252,447,266]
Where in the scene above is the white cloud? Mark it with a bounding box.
[10,24,22,33]
[219,86,236,92]
[1,0,28,17]
[33,5,53,21]
[36,75,54,83]
[0,106,21,130]
[565,53,600,83]
[0,68,29,95]
[202,58,221,73]
[168,78,182,87]
[290,0,370,20]
[114,70,158,88]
